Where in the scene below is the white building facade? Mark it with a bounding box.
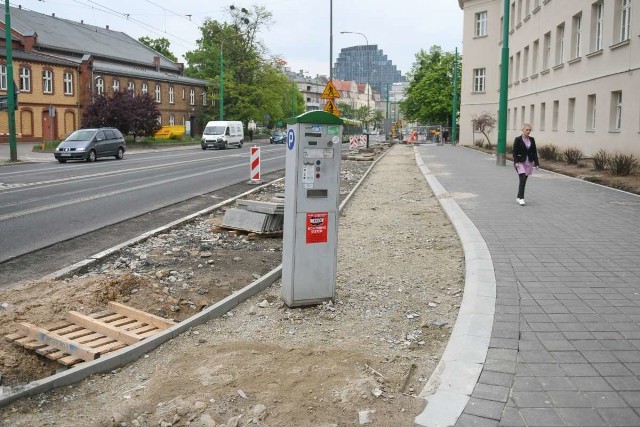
[458,0,640,157]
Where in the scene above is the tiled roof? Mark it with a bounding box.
[4,6,180,72]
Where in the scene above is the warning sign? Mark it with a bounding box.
[321,81,340,99]
[323,99,340,116]
[306,212,328,243]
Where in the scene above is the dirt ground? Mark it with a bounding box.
[0,145,465,426]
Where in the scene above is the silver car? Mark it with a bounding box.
[54,128,126,163]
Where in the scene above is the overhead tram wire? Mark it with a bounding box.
[70,0,197,49]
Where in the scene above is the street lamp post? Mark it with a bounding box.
[219,33,243,121]
[340,31,370,133]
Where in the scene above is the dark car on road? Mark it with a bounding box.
[270,131,286,144]
[54,128,126,163]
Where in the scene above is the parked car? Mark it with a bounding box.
[54,128,126,163]
[270,131,286,144]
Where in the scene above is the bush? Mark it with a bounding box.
[538,144,559,161]
[607,153,638,176]
[592,149,610,171]
[563,147,583,165]
[474,139,484,147]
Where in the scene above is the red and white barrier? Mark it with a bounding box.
[359,135,367,147]
[250,146,261,183]
[349,136,357,149]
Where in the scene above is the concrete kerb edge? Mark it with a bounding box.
[1,148,385,408]
[43,177,285,281]
[413,146,497,427]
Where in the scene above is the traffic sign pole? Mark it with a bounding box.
[5,0,17,161]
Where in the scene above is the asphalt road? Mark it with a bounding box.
[0,143,286,285]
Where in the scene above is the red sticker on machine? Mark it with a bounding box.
[306,212,328,243]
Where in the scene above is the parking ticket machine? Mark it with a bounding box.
[281,111,343,307]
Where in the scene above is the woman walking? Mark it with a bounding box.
[512,124,540,206]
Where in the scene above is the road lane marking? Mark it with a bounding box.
[0,156,284,222]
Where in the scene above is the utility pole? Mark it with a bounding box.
[451,48,459,145]
[5,0,17,161]
[385,83,390,139]
[496,0,510,166]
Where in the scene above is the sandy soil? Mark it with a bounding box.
[0,144,464,427]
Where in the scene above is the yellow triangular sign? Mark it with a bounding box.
[323,99,340,116]
[321,81,341,99]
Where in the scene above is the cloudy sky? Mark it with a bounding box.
[14,0,463,78]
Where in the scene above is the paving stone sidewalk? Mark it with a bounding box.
[417,144,640,427]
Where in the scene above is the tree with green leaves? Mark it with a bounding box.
[401,46,461,126]
[183,5,303,128]
[81,91,161,140]
[138,36,178,62]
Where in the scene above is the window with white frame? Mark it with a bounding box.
[95,77,104,95]
[20,67,31,92]
[567,97,576,131]
[169,86,174,104]
[587,94,597,130]
[555,23,565,65]
[523,46,529,77]
[182,88,186,100]
[42,70,53,94]
[509,56,514,84]
[517,0,523,22]
[128,81,135,92]
[507,109,511,129]
[521,105,525,128]
[169,114,175,126]
[189,88,195,105]
[529,104,535,126]
[540,102,546,130]
[157,115,162,125]
[0,64,6,90]
[572,13,582,58]
[155,84,161,102]
[611,91,622,130]
[201,91,207,106]
[511,2,516,29]
[532,39,539,74]
[525,0,531,15]
[543,32,551,70]
[475,11,487,36]
[552,100,559,131]
[592,2,604,51]
[616,0,631,42]
[513,107,518,130]
[63,71,73,95]
[516,52,521,81]
[473,68,486,92]
[112,79,120,92]
[141,83,148,94]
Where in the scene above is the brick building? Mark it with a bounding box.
[0,5,207,142]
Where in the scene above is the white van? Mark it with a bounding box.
[201,121,244,150]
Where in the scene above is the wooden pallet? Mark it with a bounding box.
[5,302,175,367]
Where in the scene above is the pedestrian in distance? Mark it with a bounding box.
[512,124,539,206]
[442,129,449,144]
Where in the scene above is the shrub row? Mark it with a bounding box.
[536,144,638,176]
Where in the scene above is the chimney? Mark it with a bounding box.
[106,25,110,30]
[153,56,161,72]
